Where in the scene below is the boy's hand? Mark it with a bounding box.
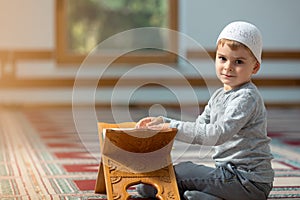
[135,117,164,129]
[147,123,170,131]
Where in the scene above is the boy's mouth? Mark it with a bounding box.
[221,73,235,78]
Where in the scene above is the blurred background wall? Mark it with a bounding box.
[0,0,299,107]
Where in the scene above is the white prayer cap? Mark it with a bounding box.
[217,21,263,63]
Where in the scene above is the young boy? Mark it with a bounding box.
[136,21,274,200]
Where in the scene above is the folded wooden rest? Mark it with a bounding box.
[95,122,180,200]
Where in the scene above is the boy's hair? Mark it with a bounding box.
[217,38,257,62]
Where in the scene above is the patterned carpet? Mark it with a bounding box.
[0,106,299,199]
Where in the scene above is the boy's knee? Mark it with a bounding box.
[174,161,194,177]
[136,183,157,198]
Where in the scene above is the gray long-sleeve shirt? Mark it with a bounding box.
[165,82,274,183]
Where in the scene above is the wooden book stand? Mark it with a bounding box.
[95,122,180,200]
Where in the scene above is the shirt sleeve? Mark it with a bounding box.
[171,92,258,146]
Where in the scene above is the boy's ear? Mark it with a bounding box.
[252,62,260,74]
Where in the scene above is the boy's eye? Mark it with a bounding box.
[219,56,226,61]
[235,60,244,64]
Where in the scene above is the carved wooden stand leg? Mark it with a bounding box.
[98,156,180,200]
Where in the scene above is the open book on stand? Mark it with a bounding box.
[99,124,178,173]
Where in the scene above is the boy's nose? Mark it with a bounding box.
[224,62,233,71]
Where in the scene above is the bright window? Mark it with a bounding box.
[56,0,178,64]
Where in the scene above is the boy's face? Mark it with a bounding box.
[215,43,260,91]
